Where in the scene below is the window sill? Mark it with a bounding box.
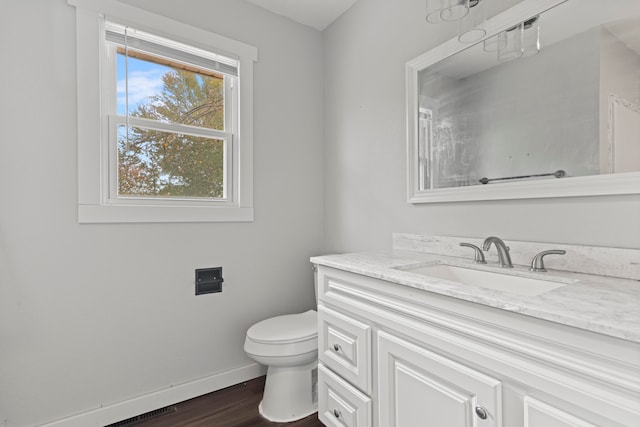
[78,204,254,223]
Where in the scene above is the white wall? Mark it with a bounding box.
[0,0,323,426]
[322,0,640,254]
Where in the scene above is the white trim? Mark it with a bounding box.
[69,0,257,223]
[405,0,640,203]
[408,171,640,203]
[105,26,239,76]
[110,116,232,141]
[78,204,254,223]
[38,364,266,427]
[67,0,257,61]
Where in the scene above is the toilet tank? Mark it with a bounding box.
[313,264,319,306]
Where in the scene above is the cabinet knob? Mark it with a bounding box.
[475,405,488,420]
[333,343,342,352]
[333,409,341,418]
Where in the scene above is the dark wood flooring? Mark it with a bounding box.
[124,376,324,427]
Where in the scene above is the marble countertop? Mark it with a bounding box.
[310,250,640,344]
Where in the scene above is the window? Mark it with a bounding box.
[106,24,235,202]
[69,0,257,222]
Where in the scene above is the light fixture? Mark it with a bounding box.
[424,1,544,61]
[483,31,507,52]
[426,0,472,24]
[522,16,541,57]
[458,0,486,43]
[498,22,524,62]
[425,0,445,24]
[441,0,470,22]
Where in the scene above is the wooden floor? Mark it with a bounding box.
[125,376,324,427]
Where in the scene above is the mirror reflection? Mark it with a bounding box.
[418,0,640,191]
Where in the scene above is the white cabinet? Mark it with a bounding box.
[318,305,372,394]
[523,397,597,427]
[378,331,501,427]
[318,364,372,427]
[315,265,640,427]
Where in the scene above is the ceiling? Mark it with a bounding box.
[245,0,358,31]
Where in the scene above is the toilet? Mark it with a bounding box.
[244,267,320,422]
[244,309,318,422]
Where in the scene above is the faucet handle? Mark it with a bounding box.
[530,250,566,272]
[460,243,487,264]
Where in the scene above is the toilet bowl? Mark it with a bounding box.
[244,309,318,422]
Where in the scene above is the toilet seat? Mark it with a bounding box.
[245,310,317,358]
[247,310,317,343]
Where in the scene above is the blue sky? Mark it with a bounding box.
[117,54,169,115]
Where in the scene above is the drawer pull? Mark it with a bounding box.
[475,405,488,420]
[333,343,342,352]
[333,409,342,418]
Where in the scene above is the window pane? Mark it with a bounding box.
[117,125,225,199]
[117,52,225,131]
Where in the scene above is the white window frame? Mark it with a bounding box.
[69,0,257,223]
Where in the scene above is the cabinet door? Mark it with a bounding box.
[378,331,502,427]
[524,396,597,427]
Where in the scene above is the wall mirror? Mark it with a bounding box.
[406,0,640,203]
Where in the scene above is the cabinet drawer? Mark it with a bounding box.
[318,305,372,393]
[318,364,372,427]
[524,396,597,427]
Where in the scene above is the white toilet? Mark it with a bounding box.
[244,267,320,422]
[244,309,318,422]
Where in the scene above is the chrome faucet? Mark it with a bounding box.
[482,236,513,268]
[530,249,566,272]
[459,242,487,264]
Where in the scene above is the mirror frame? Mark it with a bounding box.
[406,0,640,203]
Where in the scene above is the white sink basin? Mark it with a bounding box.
[397,264,570,297]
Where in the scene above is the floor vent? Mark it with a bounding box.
[104,405,176,427]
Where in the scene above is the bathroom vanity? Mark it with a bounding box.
[311,235,640,427]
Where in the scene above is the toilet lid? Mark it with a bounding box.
[247,310,317,344]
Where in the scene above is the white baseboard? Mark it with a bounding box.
[39,364,267,427]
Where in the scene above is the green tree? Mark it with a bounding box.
[118,63,226,198]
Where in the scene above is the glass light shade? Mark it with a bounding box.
[484,31,507,52]
[498,23,524,62]
[458,0,486,43]
[426,0,445,24]
[522,16,541,57]
[441,0,469,22]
